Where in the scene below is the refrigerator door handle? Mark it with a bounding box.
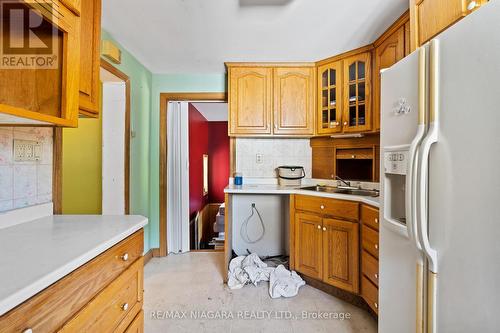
[417,40,439,274]
[405,46,428,251]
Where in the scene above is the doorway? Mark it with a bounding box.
[56,60,130,215]
[158,93,229,256]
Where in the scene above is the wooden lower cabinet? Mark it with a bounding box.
[0,231,145,332]
[293,196,360,294]
[322,218,359,293]
[360,204,380,314]
[295,212,323,280]
[125,311,144,333]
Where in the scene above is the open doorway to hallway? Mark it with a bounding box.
[164,99,229,254]
[187,102,229,251]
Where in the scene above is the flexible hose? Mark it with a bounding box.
[240,203,265,244]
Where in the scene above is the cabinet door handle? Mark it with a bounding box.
[317,225,321,229]
[374,302,378,309]
[374,244,379,250]
[375,218,378,224]
[375,273,379,279]
[344,121,348,126]
[320,205,325,210]
[323,227,327,231]
[467,0,478,10]
[23,329,33,333]
[121,303,129,311]
[121,253,129,261]
[351,155,356,159]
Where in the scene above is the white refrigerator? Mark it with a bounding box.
[379,1,500,332]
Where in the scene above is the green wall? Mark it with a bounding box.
[101,30,153,252]
[62,117,102,214]
[147,74,226,249]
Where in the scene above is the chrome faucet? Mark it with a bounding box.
[335,176,351,188]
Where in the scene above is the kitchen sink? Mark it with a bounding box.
[299,185,379,197]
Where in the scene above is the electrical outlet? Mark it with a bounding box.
[13,139,42,162]
[256,153,263,164]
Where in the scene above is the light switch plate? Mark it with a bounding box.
[13,139,42,162]
[256,153,263,164]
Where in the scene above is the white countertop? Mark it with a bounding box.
[224,184,379,207]
[0,214,148,315]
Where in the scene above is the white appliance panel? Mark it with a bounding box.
[426,2,500,331]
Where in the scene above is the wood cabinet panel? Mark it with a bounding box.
[373,26,405,131]
[125,310,144,333]
[311,147,335,180]
[322,218,359,293]
[273,67,315,135]
[410,0,486,49]
[362,224,379,259]
[342,52,371,133]
[361,204,379,231]
[295,212,323,280]
[0,230,143,333]
[295,195,359,221]
[78,0,101,116]
[60,257,144,333]
[362,250,379,287]
[0,1,80,126]
[229,67,273,135]
[361,275,379,314]
[61,0,81,15]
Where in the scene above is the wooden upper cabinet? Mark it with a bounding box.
[0,1,80,126]
[410,0,487,49]
[317,61,343,135]
[228,66,273,135]
[273,67,315,135]
[373,12,408,131]
[343,52,371,133]
[295,212,323,280]
[78,0,101,117]
[322,218,359,293]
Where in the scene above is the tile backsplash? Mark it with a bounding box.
[235,138,312,178]
[0,127,53,212]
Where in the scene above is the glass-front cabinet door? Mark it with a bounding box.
[343,52,371,132]
[317,61,342,134]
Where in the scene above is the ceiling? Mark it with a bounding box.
[191,103,228,122]
[102,0,408,74]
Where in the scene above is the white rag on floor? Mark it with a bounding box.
[227,253,305,298]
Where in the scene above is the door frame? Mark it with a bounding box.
[53,59,131,215]
[158,93,229,257]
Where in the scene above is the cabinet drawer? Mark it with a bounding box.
[362,250,379,287]
[295,195,359,221]
[362,225,379,259]
[60,258,144,333]
[361,275,379,314]
[361,205,379,231]
[125,310,144,333]
[0,230,143,333]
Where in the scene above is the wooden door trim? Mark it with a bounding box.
[100,59,131,215]
[159,92,227,257]
[52,59,131,215]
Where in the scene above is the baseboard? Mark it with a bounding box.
[143,249,154,265]
[151,248,161,258]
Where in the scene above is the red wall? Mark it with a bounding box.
[188,104,208,216]
[188,105,230,215]
[208,122,230,203]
